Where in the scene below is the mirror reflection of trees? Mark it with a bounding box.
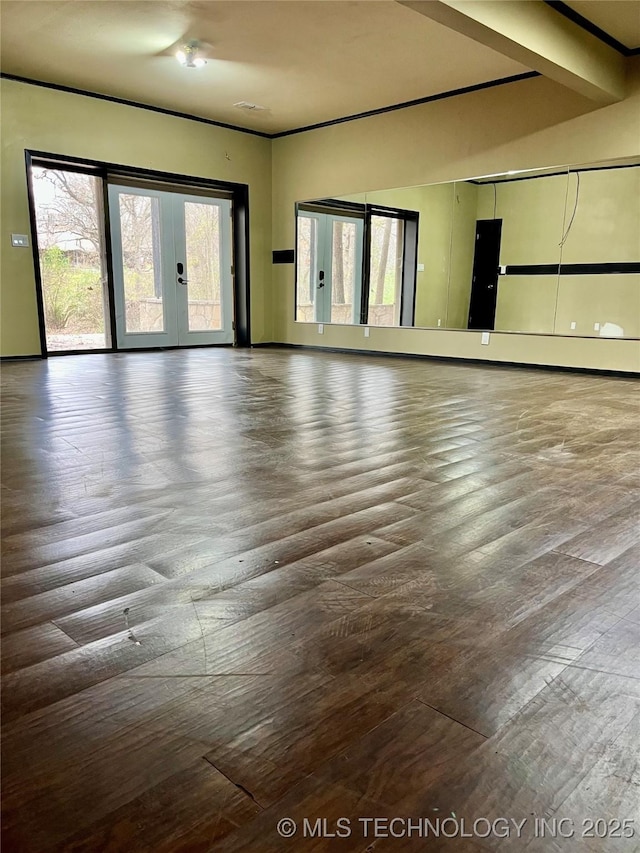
[296,216,315,320]
[295,207,406,324]
[331,221,356,318]
[369,216,402,325]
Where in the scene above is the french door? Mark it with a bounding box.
[296,209,364,324]
[109,184,233,348]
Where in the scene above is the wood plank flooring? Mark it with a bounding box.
[1,348,639,852]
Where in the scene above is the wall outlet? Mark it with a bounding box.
[593,322,600,331]
[417,263,425,272]
[437,319,441,327]
[481,331,490,345]
[364,327,370,338]
[318,323,324,335]
[570,321,577,330]
[11,234,29,247]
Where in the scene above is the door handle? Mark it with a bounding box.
[318,269,325,288]
[177,277,189,285]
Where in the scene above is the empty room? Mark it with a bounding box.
[1,0,639,850]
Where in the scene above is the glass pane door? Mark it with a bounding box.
[185,202,222,331]
[296,214,321,322]
[174,195,234,345]
[109,185,234,348]
[330,218,362,325]
[295,209,363,324]
[109,185,176,349]
[120,194,166,334]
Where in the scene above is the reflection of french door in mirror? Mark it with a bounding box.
[296,210,363,324]
[109,184,233,348]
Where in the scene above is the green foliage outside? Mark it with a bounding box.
[41,247,105,333]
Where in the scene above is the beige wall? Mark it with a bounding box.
[480,165,639,336]
[476,166,640,269]
[0,78,273,356]
[273,65,640,371]
[476,173,565,335]
[476,174,567,265]
[561,165,640,264]
[411,184,454,328]
[447,181,477,330]
[556,274,640,338]
[495,275,559,334]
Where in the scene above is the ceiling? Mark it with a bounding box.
[0,0,530,134]
[564,1,640,50]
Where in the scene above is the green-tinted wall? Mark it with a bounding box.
[1,78,273,356]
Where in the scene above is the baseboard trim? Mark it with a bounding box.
[252,342,639,378]
[6,344,636,378]
[0,354,42,362]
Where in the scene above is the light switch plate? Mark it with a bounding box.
[11,234,29,247]
[570,321,577,330]
[499,265,507,275]
[417,263,425,272]
[318,323,324,335]
[481,332,490,345]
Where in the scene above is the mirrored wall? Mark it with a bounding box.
[295,157,640,339]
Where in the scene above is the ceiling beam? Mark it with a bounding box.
[398,0,626,104]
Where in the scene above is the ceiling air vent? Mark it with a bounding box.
[233,101,267,111]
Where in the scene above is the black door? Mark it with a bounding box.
[467,219,502,330]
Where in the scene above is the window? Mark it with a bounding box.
[31,166,110,352]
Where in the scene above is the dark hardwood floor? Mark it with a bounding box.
[1,348,639,852]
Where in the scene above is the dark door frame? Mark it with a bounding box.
[24,149,252,357]
[467,218,503,331]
